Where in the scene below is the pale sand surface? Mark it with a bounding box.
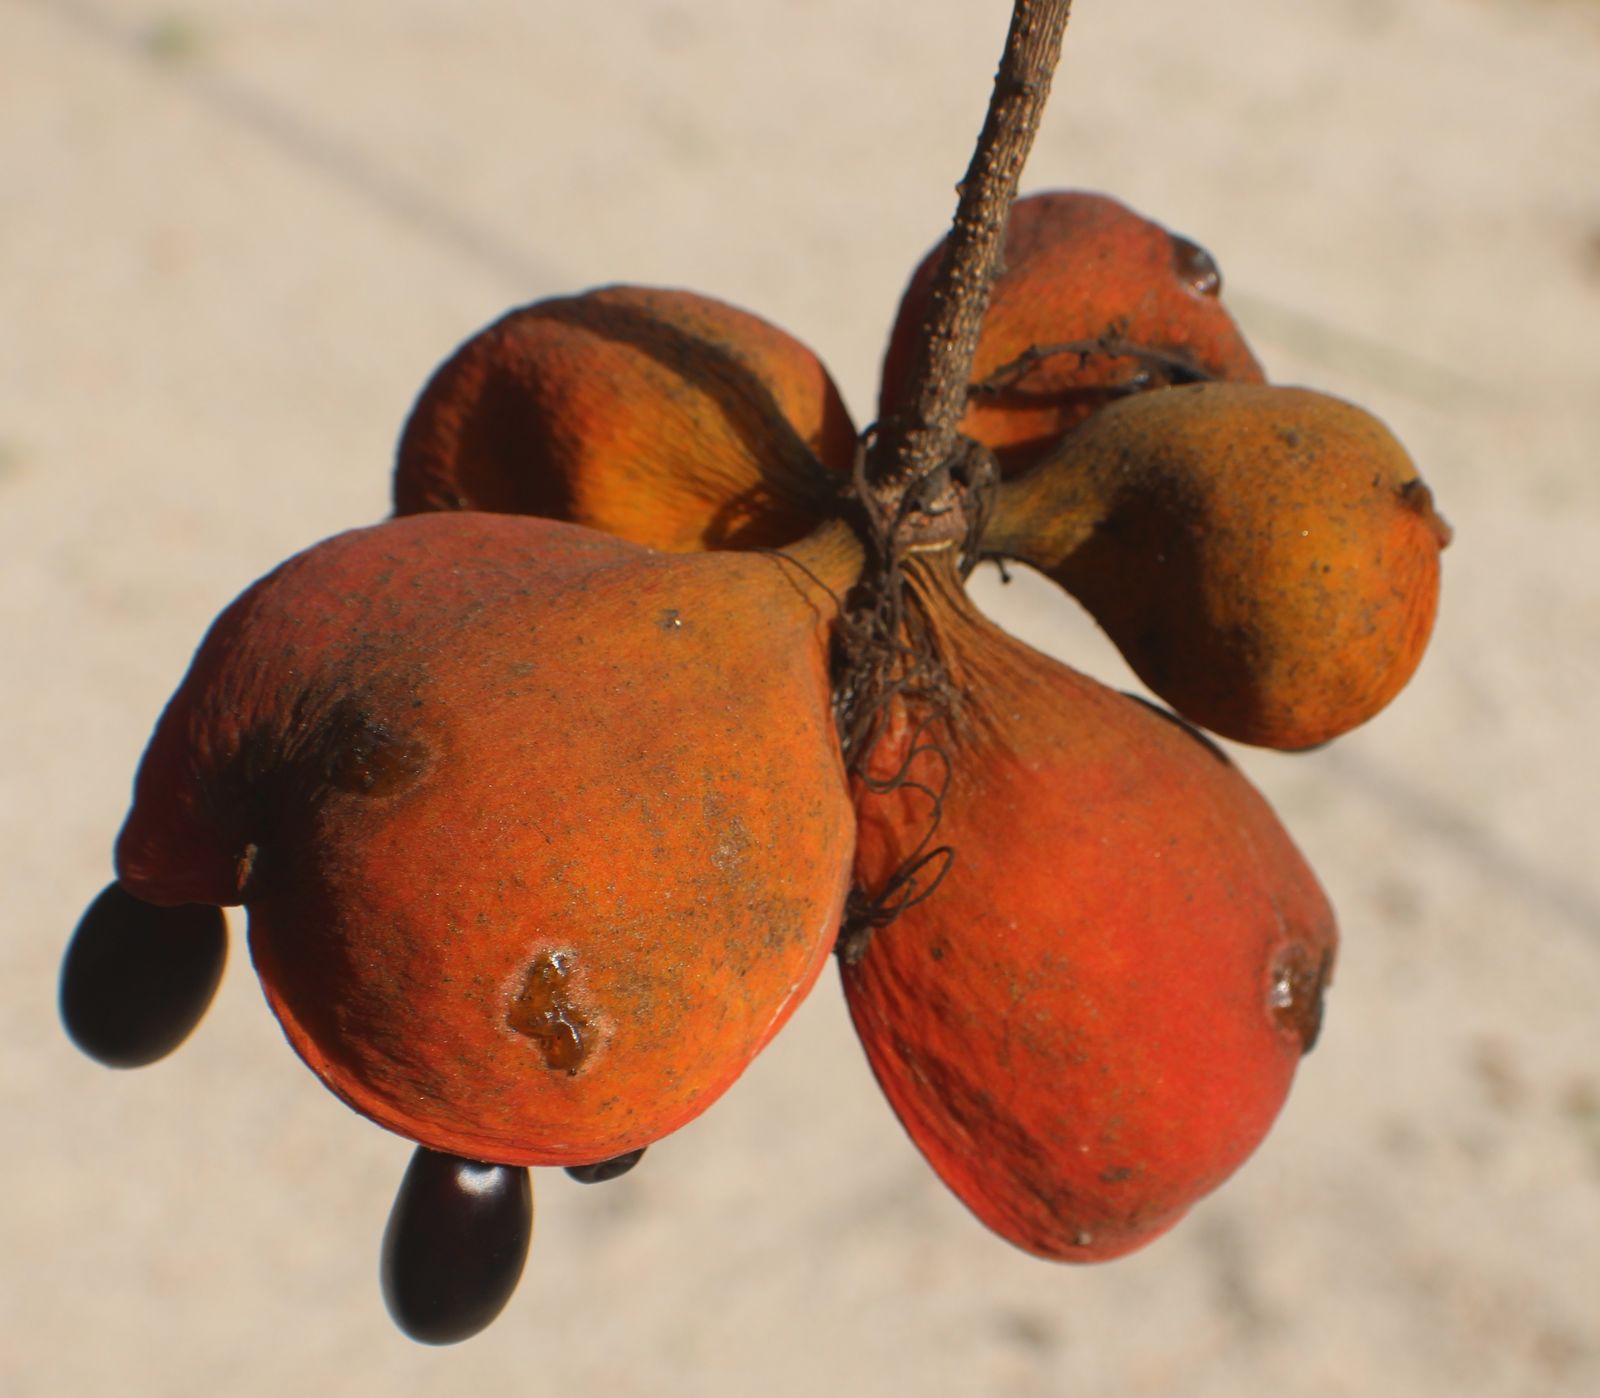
[4,1,1599,1394]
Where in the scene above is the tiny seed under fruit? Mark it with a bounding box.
[564,1147,647,1183]
[324,709,429,796]
[1269,943,1332,1053]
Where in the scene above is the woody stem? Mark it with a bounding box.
[866,0,1073,509]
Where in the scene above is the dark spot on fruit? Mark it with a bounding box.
[565,1147,646,1183]
[1399,478,1453,549]
[1171,234,1222,296]
[1269,943,1332,1053]
[659,608,684,631]
[1098,1165,1135,1184]
[325,707,429,796]
[507,950,592,1072]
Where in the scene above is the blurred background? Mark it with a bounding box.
[3,1,1598,1393]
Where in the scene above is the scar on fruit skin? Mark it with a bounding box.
[322,704,431,797]
[1269,943,1331,1053]
[507,950,593,1072]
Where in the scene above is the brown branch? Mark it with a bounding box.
[867,0,1073,499]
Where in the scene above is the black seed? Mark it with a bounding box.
[381,1147,532,1345]
[59,883,227,1068]
[564,1147,646,1184]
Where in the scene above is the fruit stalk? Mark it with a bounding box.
[868,0,1072,518]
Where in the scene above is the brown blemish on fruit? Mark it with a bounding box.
[1170,234,1222,297]
[507,950,593,1073]
[1400,478,1454,549]
[324,709,429,797]
[1269,943,1332,1053]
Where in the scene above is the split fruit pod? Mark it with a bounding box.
[394,284,854,550]
[113,511,862,1166]
[843,551,1337,1261]
[880,190,1265,476]
[988,381,1452,749]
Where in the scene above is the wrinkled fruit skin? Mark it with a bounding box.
[115,512,856,1165]
[880,190,1264,476]
[394,285,853,550]
[991,381,1451,749]
[844,555,1336,1261]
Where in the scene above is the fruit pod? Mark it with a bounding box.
[987,381,1451,749]
[843,548,1336,1261]
[115,511,863,1166]
[395,285,855,550]
[880,191,1264,476]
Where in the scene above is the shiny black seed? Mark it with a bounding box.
[59,882,227,1068]
[381,1147,532,1345]
[564,1147,646,1184]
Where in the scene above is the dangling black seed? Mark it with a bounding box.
[380,1146,532,1345]
[564,1147,646,1184]
[59,882,227,1068]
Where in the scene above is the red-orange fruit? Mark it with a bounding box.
[844,550,1336,1261]
[394,285,855,550]
[988,381,1451,749]
[115,511,862,1165]
[880,190,1264,475]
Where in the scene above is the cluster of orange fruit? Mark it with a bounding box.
[62,192,1448,1342]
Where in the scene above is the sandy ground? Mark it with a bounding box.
[4,1,1599,1393]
